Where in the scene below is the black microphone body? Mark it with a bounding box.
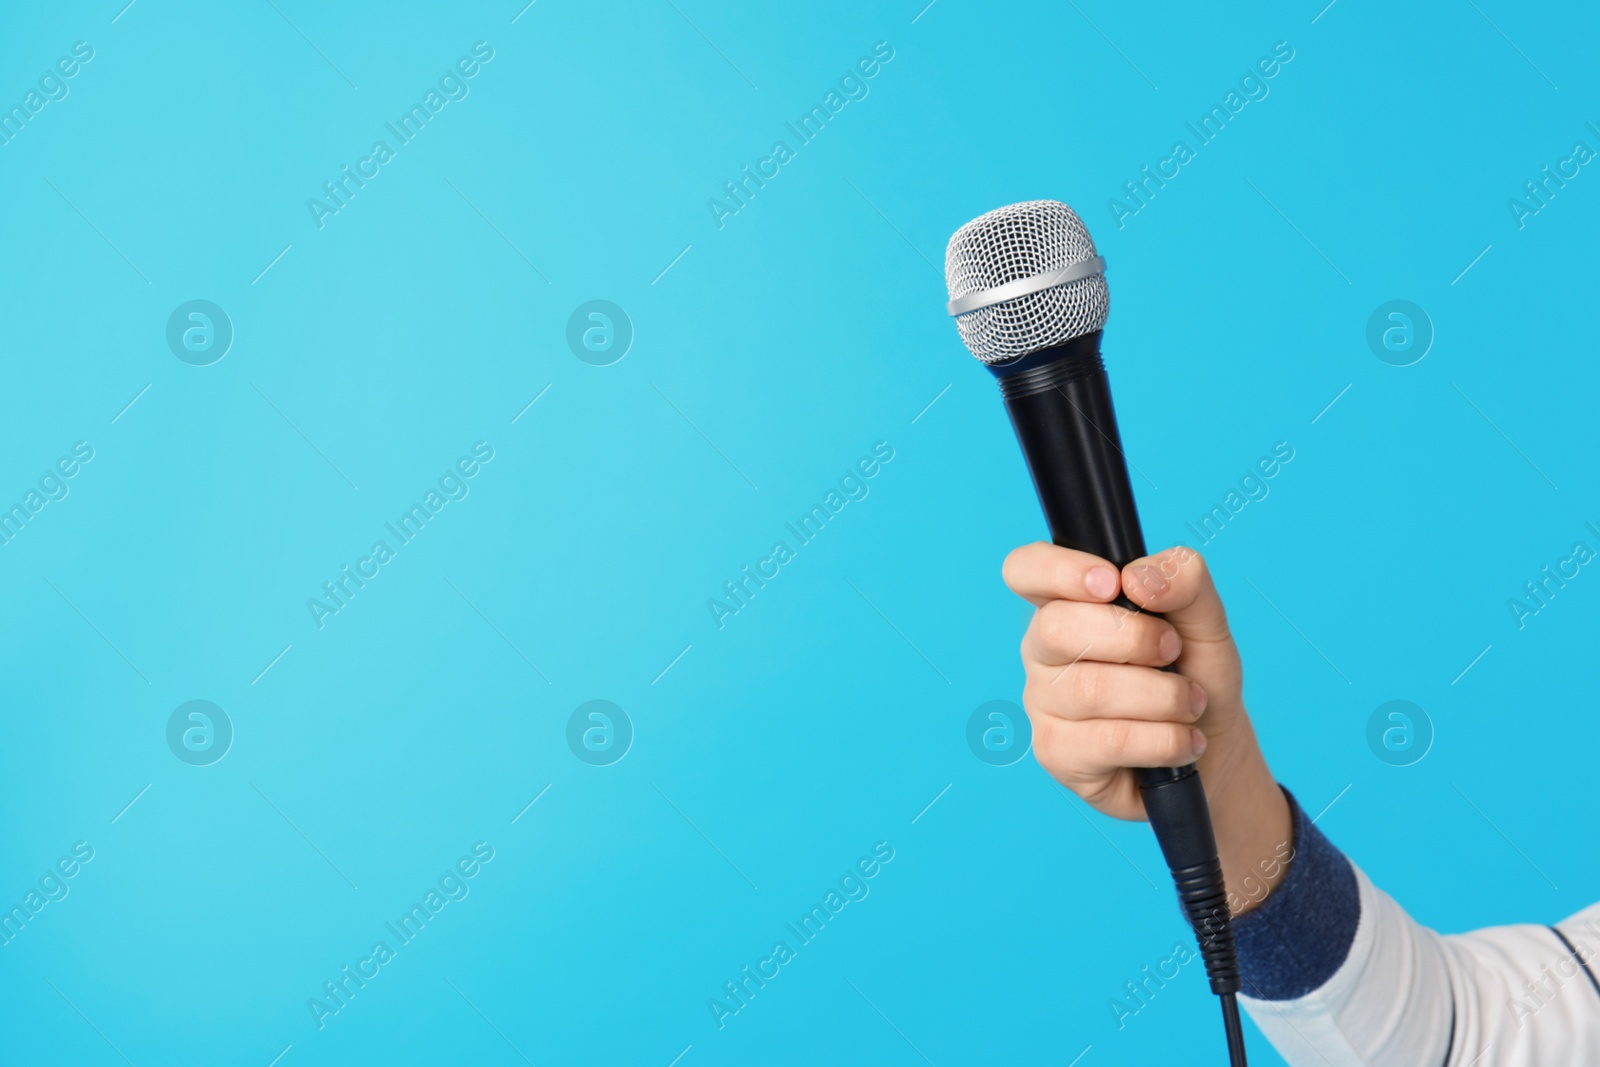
[990,329,1241,999]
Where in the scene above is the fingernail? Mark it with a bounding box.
[1190,728,1208,756]
[1084,566,1117,599]
[1159,630,1182,663]
[1132,564,1167,596]
[1190,682,1208,717]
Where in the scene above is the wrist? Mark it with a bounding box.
[1198,716,1291,916]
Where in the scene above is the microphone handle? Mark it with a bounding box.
[991,332,1240,998]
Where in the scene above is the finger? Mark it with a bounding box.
[1120,546,1232,645]
[1040,716,1208,775]
[1030,727,1146,819]
[1026,660,1206,724]
[1003,541,1120,608]
[1024,600,1182,668]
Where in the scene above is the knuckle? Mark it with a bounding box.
[1100,717,1134,760]
[1031,718,1068,771]
[1020,677,1046,717]
[1021,614,1050,662]
[1161,725,1191,763]
[1037,601,1080,655]
[1133,615,1166,661]
[1165,675,1192,717]
[1053,554,1086,597]
[1069,661,1103,711]
[1035,600,1065,644]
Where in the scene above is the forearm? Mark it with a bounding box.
[1198,713,1291,916]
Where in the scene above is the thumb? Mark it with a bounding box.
[1119,548,1243,725]
[1121,546,1232,645]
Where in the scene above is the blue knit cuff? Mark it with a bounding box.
[1232,787,1360,1001]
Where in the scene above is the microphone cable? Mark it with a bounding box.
[1222,992,1248,1067]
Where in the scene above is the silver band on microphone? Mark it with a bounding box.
[945,255,1107,317]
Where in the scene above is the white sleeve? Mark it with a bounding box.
[1241,866,1600,1066]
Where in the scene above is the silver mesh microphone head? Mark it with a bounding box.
[943,200,1109,364]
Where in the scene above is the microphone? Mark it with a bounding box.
[944,200,1247,1065]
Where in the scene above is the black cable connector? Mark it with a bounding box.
[1137,764,1248,1066]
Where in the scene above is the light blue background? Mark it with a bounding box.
[2,1,1596,1064]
